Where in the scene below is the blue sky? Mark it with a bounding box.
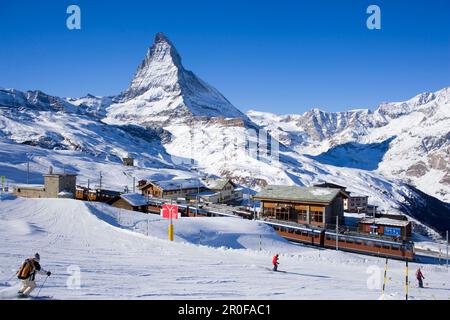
[0,0,449,114]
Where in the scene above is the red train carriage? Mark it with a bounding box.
[266,220,414,261]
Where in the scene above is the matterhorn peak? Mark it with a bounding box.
[146,32,182,65]
[106,32,248,125]
[154,32,170,44]
[123,33,183,99]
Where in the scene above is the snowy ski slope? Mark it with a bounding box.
[0,196,449,300]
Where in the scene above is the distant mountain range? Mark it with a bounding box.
[248,87,450,203]
[0,32,448,237]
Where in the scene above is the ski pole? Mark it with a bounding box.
[382,257,388,296]
[4,271,18,283]
[405,259,409,301]
[36,276,49,298]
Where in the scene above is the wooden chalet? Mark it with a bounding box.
[254,185,346,228]
[108,193,148,212]
[138,178,206,199]
[190,178,243,203]
[359,217,412,240]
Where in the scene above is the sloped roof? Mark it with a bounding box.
[349,194,368,198]
[202,178,234,190]
[14,184,45,191]
[194,191,220,197]
[120,193,148,206]
[254,185,342,204]
[148,178,205,191]
[359,217,410,227]
[313,182,346,190]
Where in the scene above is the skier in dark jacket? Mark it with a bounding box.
[416,267,425,288]
[272,254,279,271]
[17,253,51,297]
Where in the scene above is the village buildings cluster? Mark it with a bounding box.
[12,167,413,257]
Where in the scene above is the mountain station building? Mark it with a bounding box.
[358,217,412,240]
[138,178,242,204]
[253,185,346,228]
[13,172,77,199]
[108,193,148,212]
[138,178,206,200]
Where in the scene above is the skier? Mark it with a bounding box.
[16,253,51,297]
[272,254,279,271]
[416,267,425,288]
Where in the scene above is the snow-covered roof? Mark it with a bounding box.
[359,217,410,227]
[195,191,220,197]
[151,178,205,191]
[349,194,368,198]
[202,178,233,190]
[14,184,45,191]
[120,193,148,206]
[313,182,347,190]
[254,186,342,204]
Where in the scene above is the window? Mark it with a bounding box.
[310,211,323,223]
[296,209,308,222]
[263,207,275,218]
[276,206,290,221]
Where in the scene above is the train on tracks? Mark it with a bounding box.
[264,220,414,261]
[147,199,415,261]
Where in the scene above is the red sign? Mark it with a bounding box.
[161,204,179,219]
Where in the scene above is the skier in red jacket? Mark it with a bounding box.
[272,254,279,271]
[416,268,425,288]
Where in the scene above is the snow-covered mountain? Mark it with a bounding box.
[66,94,117,119]
[0,88,175,167]
[105,32,248,126]
[248,87,450,203]
[0,32,448,237]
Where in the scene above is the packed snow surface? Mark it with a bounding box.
[0,197,449,300]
